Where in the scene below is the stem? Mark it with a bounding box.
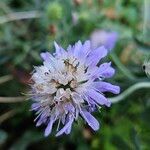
[0,109,17,124]
[0,96,27,103]
[0,11,42,24]
[0,75,13,84]
[109,82,150,103]
[143,0,150,41]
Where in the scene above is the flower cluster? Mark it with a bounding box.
[30,40,120,136]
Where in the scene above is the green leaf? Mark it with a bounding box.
[10,130,44,150]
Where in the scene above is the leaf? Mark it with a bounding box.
[10,130,44,150]
[111,134,132,150]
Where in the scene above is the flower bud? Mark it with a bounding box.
[73,0,83,6]
[48,24,57,36]
[46,2,63,21]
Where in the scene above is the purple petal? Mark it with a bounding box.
[40,52,56,67]
[36,111,47,127]
[64,103,75,113]
[65,121,72,135]
[31,103,40,111]
[86,66,100,80]
[98,62,115,78]
[82,40,91,55]
[36,119,42,127]
[36,117,45,127]
[73,41,82,57]
[87,104,97,112]
[64,115,73,134]
[40,52,52,61]
[56,118,73,137]
[77,40,91,60]
[86,46,107,66]
[87,89,111,107]
[83,94,96,105]
[80,110,99,131]
[67,44,74,54]
[105,32,118,50]
[93,81,120,94]
[54,41,66,56]
[65,126,72,135]
[68,41,82,56]
[44,119,54,137]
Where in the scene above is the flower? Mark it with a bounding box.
[30,40,120,137]
[143,58,150,77]
[90,30,118,51]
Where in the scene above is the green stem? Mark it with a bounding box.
[0,11,42,24]
[143,0,150,41]
[109,82,150,103]
[0,109,17,124]
[0,75,13,84]
[0,96,27,103]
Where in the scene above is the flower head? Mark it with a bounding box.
[30,40,120,136]
[143,58,150,78]
[90,30,118,51]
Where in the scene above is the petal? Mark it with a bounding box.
[68,41,82,56]
[87,89,111,107]
[41,52,61,72]
[86,46,107,66]
[90,30,118,51]
[64,115,73,134]
[65,126,72,135]
[36,112,47,127]
[67,44,74,55]
[54,41,67,57]
[44,118,54,137]
[80,110,99,131]
[36,117,44,127]
[82,40,91,55]
[40,52,52,61]
[76,40,91,60]
[93,81,120,94]
[40,52,56,67]
[73,41,82,57]
[56,118,73,137]
[72,93,84,104]
[105,32,118,51]
[98,62,115,78]
[64,103,75,113]
[65,123,72,135]
[31,103,40,111]
[67,45,72,53]
[86,66,99,80]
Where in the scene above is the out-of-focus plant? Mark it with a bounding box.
[46,2,63,21]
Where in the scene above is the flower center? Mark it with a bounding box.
[64,58,79,73]
[57,79,78,91]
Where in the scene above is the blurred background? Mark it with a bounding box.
[0,0,150,150]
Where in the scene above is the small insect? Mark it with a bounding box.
[143,57,150,77]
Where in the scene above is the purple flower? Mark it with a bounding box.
[90,30,118,51]
[30,40,120,136]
